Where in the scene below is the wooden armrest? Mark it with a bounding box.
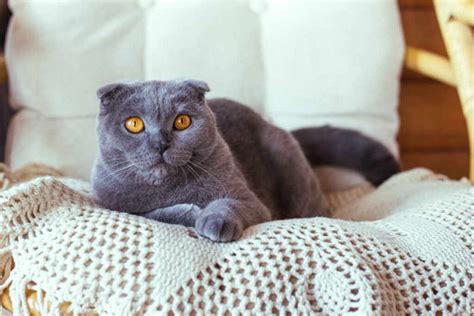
[407,0,474,180]
[449,0,474,26]
[0,54,7,85]
[434,0,474,180]
[404,47,456,86]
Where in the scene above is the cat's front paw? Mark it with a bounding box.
[195,213,243,242]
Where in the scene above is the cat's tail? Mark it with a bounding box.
[292,125,400,186]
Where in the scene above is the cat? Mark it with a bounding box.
[91,79,399,242]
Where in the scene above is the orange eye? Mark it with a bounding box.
[174,114,192,131]
[124,117,145,134]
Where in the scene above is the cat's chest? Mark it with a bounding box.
[132,178,218,210]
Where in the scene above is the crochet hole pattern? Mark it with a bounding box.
[152,222,473,315]
[0,170,473,315]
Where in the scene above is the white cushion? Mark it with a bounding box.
[5,0,404,180]
[6,110,97,180]
[261,0,404,150]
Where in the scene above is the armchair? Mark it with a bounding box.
[0,0,473,314]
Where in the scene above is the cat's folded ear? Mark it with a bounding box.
[183,80,210,95]
[97,83,130,109]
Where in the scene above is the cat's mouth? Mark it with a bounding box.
[133,153,166,169]
[140,160,168,171]
[131,150,192,174]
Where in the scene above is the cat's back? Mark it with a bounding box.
[207,98,324,219]
[207,98,268,160]
[207,98,282,209]
[208,98,264,133]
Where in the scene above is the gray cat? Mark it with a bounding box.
[92,79,399,242]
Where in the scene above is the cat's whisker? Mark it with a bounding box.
[104,158,133,169]
[187,161,228,197]
[178,165,189,188]
[184,164,200,182]
[183,164,220,193]
[194,164,229,196]
[104,163,135,176]
[100,162,137,185]
[106,164,130,178]
[185,165,220,192]
[105,161,131,170]
[169,148,193,156]
[188,159,224,180]
[189,155,221,167]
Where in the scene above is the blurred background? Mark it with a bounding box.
[0,0,469,179]
[397,0,468,179]
[0,1,10,164]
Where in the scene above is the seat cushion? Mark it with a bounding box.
[0,169,472,314]
[5,0,404,179]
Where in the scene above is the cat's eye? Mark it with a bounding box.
[124,117,145,134]
[174,114,192,131]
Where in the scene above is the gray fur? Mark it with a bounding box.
[92,79,328,242]
[92,79,399,242]
[292,127,400,185]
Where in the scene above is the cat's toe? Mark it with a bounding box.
[195,214,242,242]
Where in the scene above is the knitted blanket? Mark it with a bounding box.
[0,168,473,315]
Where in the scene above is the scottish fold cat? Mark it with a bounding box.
[92,79,399,242]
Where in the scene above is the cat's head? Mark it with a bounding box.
[96,79,216,185]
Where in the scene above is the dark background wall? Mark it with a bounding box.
[0,2,10,162]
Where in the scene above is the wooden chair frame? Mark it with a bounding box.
[405,0,474,180]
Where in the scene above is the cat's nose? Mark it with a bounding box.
[155,142,169,155]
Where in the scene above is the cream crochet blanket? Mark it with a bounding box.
[0,168,473,315]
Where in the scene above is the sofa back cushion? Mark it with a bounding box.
[5,0,404,179]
